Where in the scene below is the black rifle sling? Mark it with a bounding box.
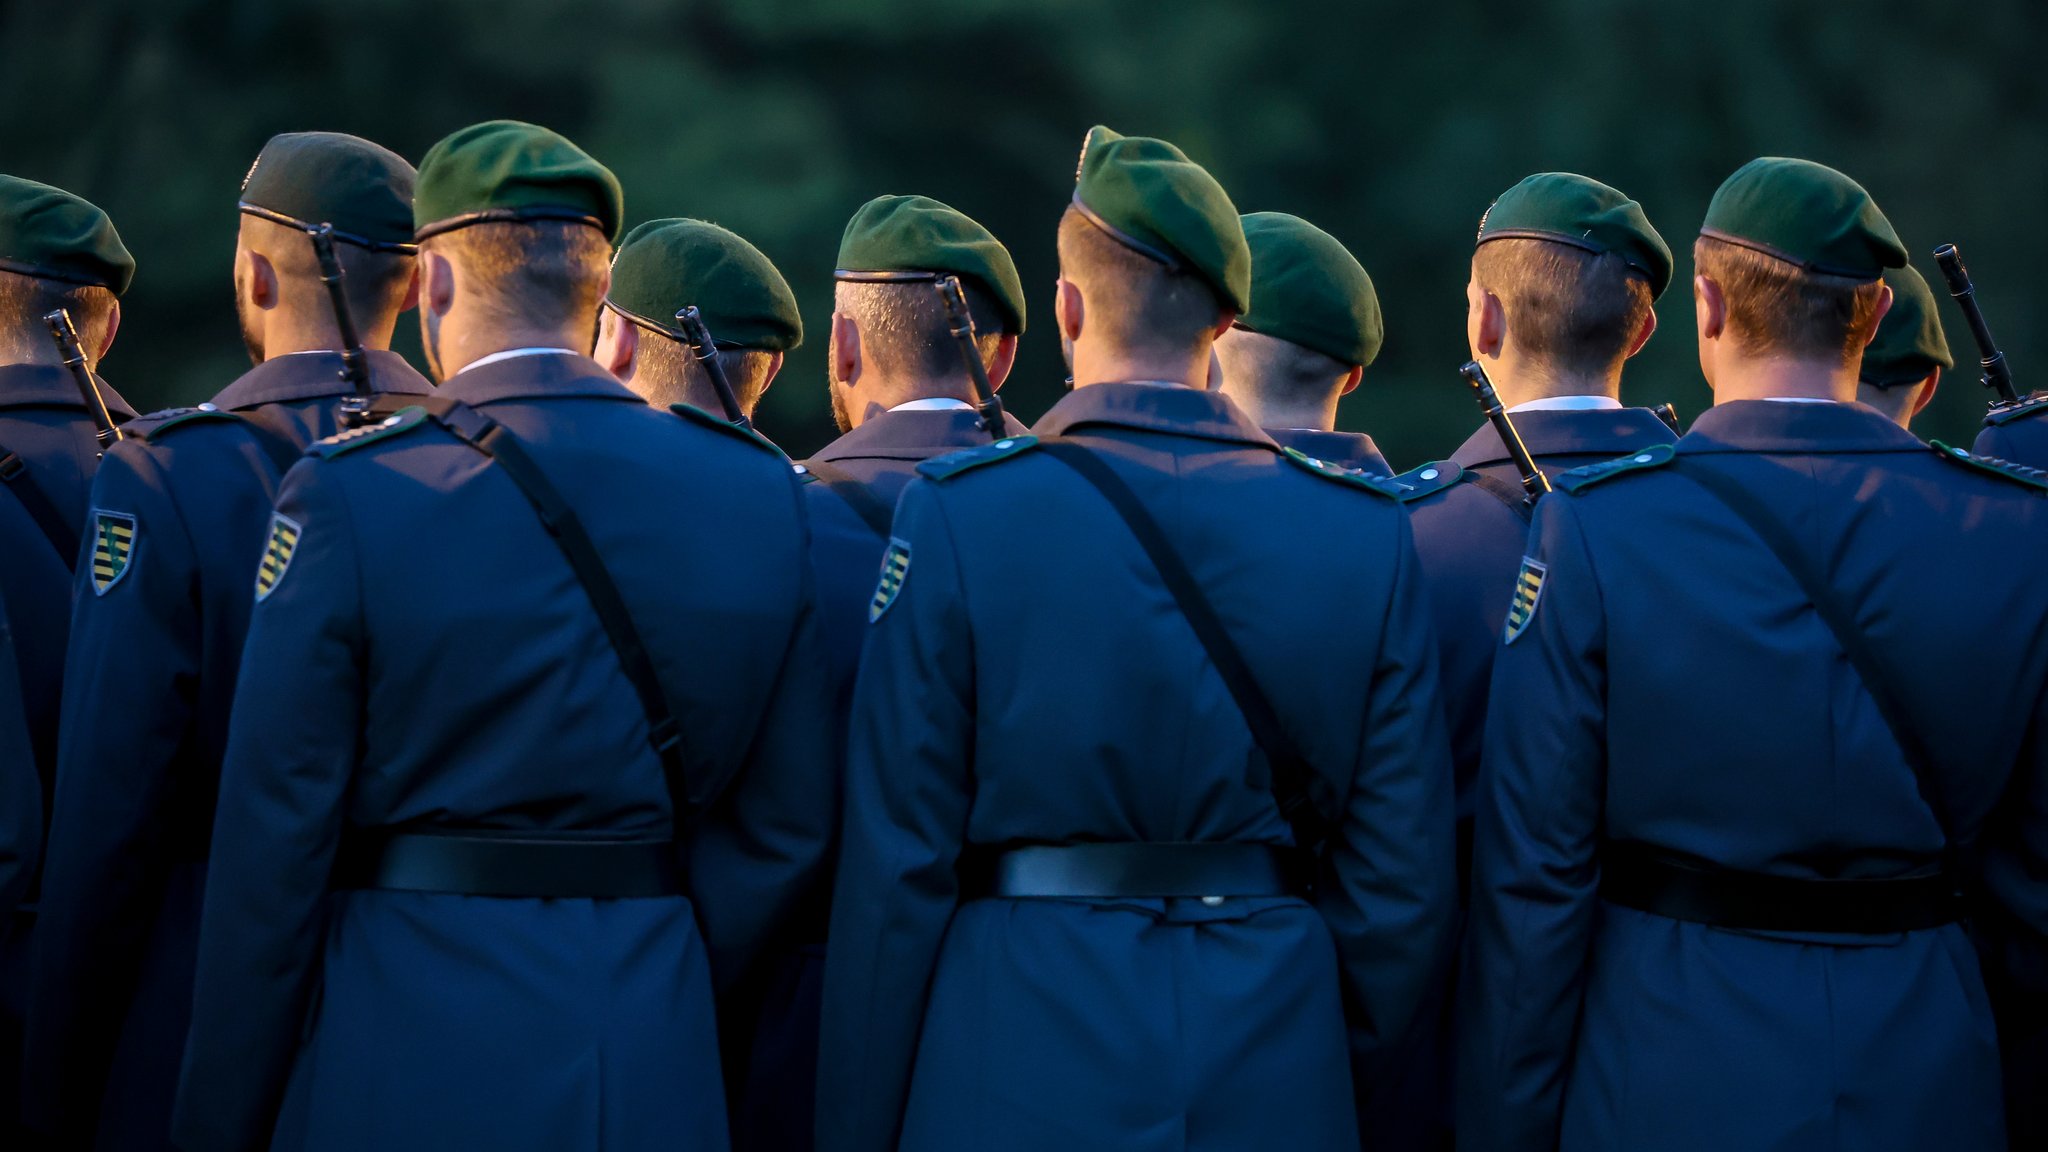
[1465,469,1537,524]
[800,459,895,540]
[0,443,81,567]
[1674,459,1953,840]
[1036,437,1332,856]
[414,396,691,820]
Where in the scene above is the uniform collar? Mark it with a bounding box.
[1262,427,1391,473]
[888,397,974,413]
[1450,405,1674,468]
[1032,381,1276,448]
[435,349,643,407]
[1679,398,1925,455]
[210,349,431,411]
[813,405,1030,462]
[1507,394,1623,413]
[0,362,137,418]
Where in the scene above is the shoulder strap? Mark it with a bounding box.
[0,443,81,567]
[1466,469,1537,524]
[410,396,692,822]
[1672,458,1953,842]
[1035,436,1330,858]
[799,459,895,540]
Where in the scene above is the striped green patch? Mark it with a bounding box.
[869,538,912,623]
[90,510,137,596]
[255,513,303,601]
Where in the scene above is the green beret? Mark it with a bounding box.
[1072,126,1250,314]
[833,194,1026,334]
[238,132,418,252]
[1701,157,1905,281]
[608,218,802,352]
[0,175,133,295]
[414,120,623,243]
[1861,264,1954,388]
[1477,172,1673,299]
[1234,212,1382,367]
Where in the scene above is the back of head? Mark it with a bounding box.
[1471,172,1670,381]
[1221,211,1380,414]
[0,174,132,365]
[833,193,1024,390]
[1695,157,1904,367]
[237,131,420,334]
[1856,264,1954,424]
[606,217,802,414]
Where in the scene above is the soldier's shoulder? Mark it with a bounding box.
[130,404,243,442]
[1983,393,2048,428]
[1929,440,2048,494]
[915,434,1039,482]
[1552,443,1677,495]
[308,405,430,460]
[667,402,786,458]
[1388,459,1465,504]
[1278,446,1406,499]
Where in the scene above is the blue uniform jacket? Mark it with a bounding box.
[171,353,837,1152]
[1263,427,1392,475]
[1460,400,2048,1151]
[728,404,1029,1152]
[818,383,1457,1152]
[1975,397,2048,469]
[23,351,430,1150]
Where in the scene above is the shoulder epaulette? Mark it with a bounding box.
[1983,393,2048,428]
[916,434,1039,481]
[1279,446,1404,499]
[1930,440,2048,493]
[668,402,786,457]
[1390,459,1464,503]
[309,405,428,459]
[136,404,242,441]
[792,462,820,484]
[1552,443,1678,494]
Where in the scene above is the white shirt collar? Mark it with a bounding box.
[1758,396,1839,404]
[1506,395,1624,413]
[456,347,579,376]
[888,397,974,413]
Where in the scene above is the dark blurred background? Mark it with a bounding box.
[2,0,2041,463]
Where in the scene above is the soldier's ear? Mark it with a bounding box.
[1338,364,1365,396]
[1859,284,1895,350]
[986,333,1019,390]
[422,250,457,317]
[1055,278,1084,344]
[98,300,121,361]
[244,250,280,311]
[1694,274,1725,343]
[1912,367,1941,417]
[399,264,421,314]
[830,311,862,388]
[1623,305,1658,360]
[595,310,636,379]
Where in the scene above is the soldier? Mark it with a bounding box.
[593,216,802,421]
[1855,264,1952,430]
[0,174,133,1142]
[21,132,431,1151]
[1460,156,2047,1150]
[1212,211,1390,473]
[172,120,835,1151]
[818,126,1455,1152]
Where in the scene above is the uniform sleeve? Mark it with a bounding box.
[0,591,36,927]
[172,463,364,1152]
[1457,494,1608,1150]
[816,481,975,1152]
[1978,676,2048,1147]
[1321,509,1458,1137]
[1973,423,2010,461]
[22,446,203,1139]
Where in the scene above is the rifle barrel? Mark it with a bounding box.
[674,306,750,428]
[1932,243,2018,404]
[934,275,1008,443]
[309,224,372,395]
[44,309,122,446]
[1460,361,1549,501]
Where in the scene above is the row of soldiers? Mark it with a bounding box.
[0,118,2042,1152]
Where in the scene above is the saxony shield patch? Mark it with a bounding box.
[255,513,302,602]
[868,538,912,623]
[1503,557,1547,645]
[89,510,137,596]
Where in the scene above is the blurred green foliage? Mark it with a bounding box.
[2,0,2041,462]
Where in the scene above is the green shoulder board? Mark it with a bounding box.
[791,463,820,484]
[916,434,1039,481]
[668,402,785,456]
[1390,459,1464,503]
[1552,443,1677,494]
[138,405,242,442]
[1984,393,2048,428]
[1930,440,2048,493]
[1280,447,1404,498]
[310,405,428,459]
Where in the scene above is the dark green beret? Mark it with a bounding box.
[1701,157,1905,281]
[833,195,1026,334]
[238,132,417,252]
[1861,264,1954,388]
[0,175,133,295]
[1477,172,1673,299]
[1072,125,1250,314]
[1234,212,1382,368]
[609,218,802,352]
[414,120,623,243]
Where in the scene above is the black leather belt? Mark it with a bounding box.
[961,843,1302,899]
[1600,840,1961,934]
[332,831,683,899]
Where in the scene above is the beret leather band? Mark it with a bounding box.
[0,254,112,288]
[238,202,419,255]
[603,300,775,351]
[1070,191,1185,273]
[1480,226,1659,280]
[415,206,611,243]
[832,268,943,283]
[1699,225,1881,281]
